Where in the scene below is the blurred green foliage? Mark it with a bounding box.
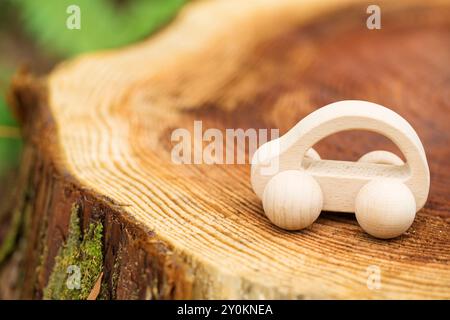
[0,0,187,177]
[0,64,21,176]
[0,94,22,175]
[16,0,187,56]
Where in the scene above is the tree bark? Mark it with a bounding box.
[1,0,450,299]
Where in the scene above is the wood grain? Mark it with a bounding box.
[9,0,450,299]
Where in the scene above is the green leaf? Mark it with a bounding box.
[0,83,21,175]
[15,0,187,56]
[0,95,17,127]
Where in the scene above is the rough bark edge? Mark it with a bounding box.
[0,70,195,299]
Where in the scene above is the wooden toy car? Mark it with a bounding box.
[251,100,430,239]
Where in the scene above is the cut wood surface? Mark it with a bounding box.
[4,0,450,299]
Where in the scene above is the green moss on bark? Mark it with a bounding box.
[43,204,103,300]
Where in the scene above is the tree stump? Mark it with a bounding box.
[1,0,450,299]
